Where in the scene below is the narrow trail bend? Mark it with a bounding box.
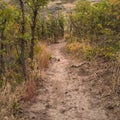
[25,40,108,120]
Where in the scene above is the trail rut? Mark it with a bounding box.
[25,41,108,120]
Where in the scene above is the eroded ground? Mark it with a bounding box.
[24,40,120,120]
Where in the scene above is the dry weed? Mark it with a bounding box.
[0,83,25,120]
[0,42,51,119]
[66,40,93,58]
[23,42,50,101]
[35,42,50,69]
[112,62,120,93]
[34,42,50,79]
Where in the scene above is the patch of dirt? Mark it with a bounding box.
[80,60,120,120]
[24,40,119,120]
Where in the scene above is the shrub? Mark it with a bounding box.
[68,0,120,60]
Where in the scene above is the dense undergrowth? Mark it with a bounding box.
[0,0,64,118]
[65,1,120,118]
[66,0,120,60]
[65,1,120,112]
[0,0,120,119]
[0,43,50,120]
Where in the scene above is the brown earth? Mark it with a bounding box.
[24,40,120,120]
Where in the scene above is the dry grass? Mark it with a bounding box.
[0,42,51,120]
[0,83,25,120]
[35,42,50,68]
[64,34,71,41]
[22,42,50,101]
[66,40,94,59]
[111,62,120,93]
[34,42,51,78]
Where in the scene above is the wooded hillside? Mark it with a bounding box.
[0,0,120,120]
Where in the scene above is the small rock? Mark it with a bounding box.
[29,113,36,119]
[106,105,114,110]
[45,104,52,108]
[82,108,84,110]
[60,109,66,114]
[58,59,60,61]
[4,116,9,120]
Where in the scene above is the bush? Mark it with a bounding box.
[68,0,120,60]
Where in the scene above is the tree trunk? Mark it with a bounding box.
[29,9,38,59]
[0,20,6,76]
[19,0,27,80]
[0,30,5,75]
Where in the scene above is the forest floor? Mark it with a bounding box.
[24,40,120,120]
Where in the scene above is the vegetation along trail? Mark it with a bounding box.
[0,0,120,120]
[25,40,109,120]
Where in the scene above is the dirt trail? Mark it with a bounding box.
[25,40,108,120]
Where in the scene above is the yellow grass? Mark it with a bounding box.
[35,42,51,70]
[66,40,92,56]
[0,83,25,120]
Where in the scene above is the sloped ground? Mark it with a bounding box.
[24,40,120,120]
[79,60,120,120]
[22,1,119,120]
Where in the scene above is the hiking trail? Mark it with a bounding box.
[25,40,108,120]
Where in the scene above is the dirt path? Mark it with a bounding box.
[25,41,109,120]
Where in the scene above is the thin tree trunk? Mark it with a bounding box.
[19,0,27,80]
[0,31,5,74]
[0,20,6,76]
[29,9,38,59]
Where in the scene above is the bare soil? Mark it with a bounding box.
[24,40,120,120]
